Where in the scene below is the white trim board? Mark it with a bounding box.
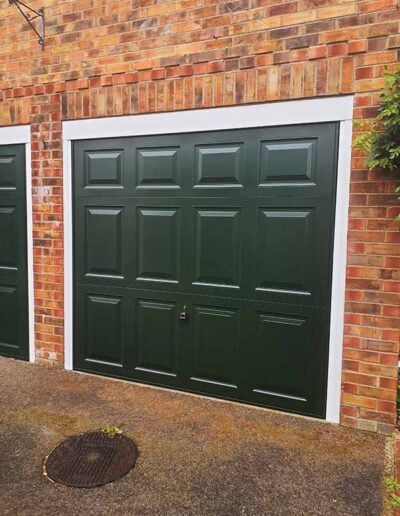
[63,96,354,423]
[0,125,30,145]
[326,119,352,423]
[64,96,354,140]
[0,125,35,363]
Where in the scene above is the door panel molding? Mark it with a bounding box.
[64,97,354,423]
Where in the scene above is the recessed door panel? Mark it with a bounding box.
[85,150,123,189]
[194,143,244,188]
[0,155,18,191]
[255,208,314,297]
[259,139,317,186]
[253,123,337,196]
[189,304,239,390]
[74,139,135,196]
[136,147,181,189]
[245,304,328,414]
[193,208,241,289]
[136,207,180,284]
[0,206,18,271]
[84,293,124,367]
[84,207,124,279]
[134,299,178,377]
[0,285,18,352]
[250,312,310,403]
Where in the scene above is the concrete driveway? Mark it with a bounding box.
[0,358,392,516]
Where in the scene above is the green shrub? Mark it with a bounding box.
[355,70,400,435]
[354,68,400,173]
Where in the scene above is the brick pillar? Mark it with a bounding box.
[30,91,64,364]
[341,92,400,433]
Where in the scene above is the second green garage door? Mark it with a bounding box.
[0,144,28,360]
[73,123,339,418]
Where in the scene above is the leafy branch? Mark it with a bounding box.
[354,68,400,172]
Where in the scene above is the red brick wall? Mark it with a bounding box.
[0,0,399,433]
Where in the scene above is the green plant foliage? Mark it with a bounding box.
[100,424,123,438]
[354,68,400,173]
[384,477,400,509]
[354,68,400,221]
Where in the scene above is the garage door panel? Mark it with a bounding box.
[0,200,27,284]
[136,146,182,190]
[184,131,253,196]
[194,143,245,189]
[188,303,240,390]
[74,286,130,376]
[0,285,20,356]
[74,123,338,198]
[250,312,311,402]
[192,207,242,290]
[0,154,18,192]
[134,299,179,378]
[85,292,124,367]
[245,305,328,415]
[253,123,338,197]
[132,134,187,195]
[0,205,18,273]
[259,138,317,187]
[255,207,314,298]
[0,282,27,359]
[75,199,131,286]
[85,149,124,190]
[0,145,25,197]
[74,139,135,196]
[249,198,332,307]
[85,206,124,278]
[135,206,181,285]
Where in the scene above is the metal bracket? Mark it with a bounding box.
[8,0,44,50]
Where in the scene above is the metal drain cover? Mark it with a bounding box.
[44,431,138,488]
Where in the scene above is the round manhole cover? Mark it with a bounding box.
[44,431,138,488]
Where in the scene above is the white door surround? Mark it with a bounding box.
[63,96,354,423]
[0,125,35,363]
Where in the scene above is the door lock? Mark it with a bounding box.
[179,306,188,321]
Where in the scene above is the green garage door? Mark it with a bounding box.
[0,145,28,360]
[73,123,338,418]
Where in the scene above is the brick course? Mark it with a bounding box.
[0,0,399,433]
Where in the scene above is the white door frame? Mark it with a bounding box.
[63,96,354,423]
[0,125,35,363]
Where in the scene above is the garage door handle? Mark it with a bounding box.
[179,306,188,321]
